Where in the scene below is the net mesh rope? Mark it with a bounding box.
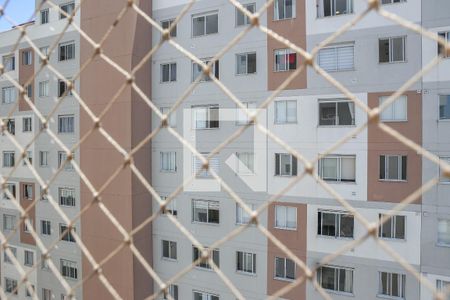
[0,0,449,299]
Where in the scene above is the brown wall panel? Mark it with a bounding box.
[18,47,34,111]
[19,182,36,246]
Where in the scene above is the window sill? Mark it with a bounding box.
[317,235,354,241]
[273,17,296,22]
[380,119,408,123]
[235,72,258,77]
[376,294,404,300]
[160,81,177,84]
[378,60,407,65]
[318,125,356,128]
[162,257,178,262]
[193,127,220,130]
[160,170,177,173]
[273,69,297,73]
[274,121,298,125]
[194,266,215,272]
[192,221,220,226]
[378,237,406,243]
[435,242,450,248]
[378,179,408,183]
[321,68,355,73]
[316,13,355,19]
[274,277,295,282]
[274,226,297,231]
[439,181,450,185]
[322,180,357,185]
[236,270,257,277]
[438,119,450,122]
[324,289,355,297]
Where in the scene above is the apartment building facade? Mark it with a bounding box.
[0,0,449,299]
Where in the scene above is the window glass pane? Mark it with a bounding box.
[286,101,297,122]
[341,157,355,182]
[394,96,407,120]
[322,158,338,180]
[287,207,296,229]
[321,212,336,236]
[318,48,337,71]
[193,16,205,36]
[340,214,354,238]
[280,154,291,175]
[237,54,247,74]
[380,272,389,295]
[247,53,257,74]
[388,156,399,180]
[205,14,218,34]
[319,102,336,125]
[395,216,405,239]
[286,258,295,279]
[379,39,390,63]
[381,217,393,238]
[336,46,354,70]
[321,267,336,290]
[285,0,293,19]
[275,257,285,278]
[440,95,450,120]
[275,101,287,123]
[275,50,286,71]
[275,206,285,227]
[438,220,450,245]
[335,0,350,15]
[337,102,355,125]
[392,37,405,62]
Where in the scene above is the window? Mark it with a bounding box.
[192,12,218,37]
[193,291,219,300]
[24,250,34,266]
[41,220,51,235]
[275,205,297,229]
[440,95,450,120]
[380,155,407,181]
[22,50,32,65]
[192,246,220,269]
[3,214,16,230]
[40,186,48,201]
[5,277,18,294]
[440,157,450,183]
[42,288,52,300]
[162,240,177,260]
[318,43,354,72]
[25,84,33,99]
[379,272,406,299]
[23,219,33,233]
[438,31,450,58]
[160,152,176,172]
[39,151,49,167]
[3,183,16,200]
[161,19,177,37]
[58,151,74,171]
[23,117,32,132]
[379,95,407,121]
[381,0,406,3]
[60,2,75,19]
[4,118,15,135]
[59,188,76,206]
[192,59,219,81]
[274,49,296,71]
[236,3,256,26]
[318,265,354,294]
[26,285,35,297]
[2,55,15,71]
[236,251,256,274]
[3,246,17,264]
[3,151,15,167]
[317,0,354,17]
[193,154,220,178]
[236,152,255,174]
[275,257,295,280]
[378,214,405,240]
[437,279,450,297]
[39,46,49,63]
[236,203,255,225]
[438,219,450,246]
[319,99,355,126]
[160,107,177,127]
[39,81,49,97]
[60,259,78,279]
[236,102,257,125]
[192,199,220,224]
[58,41,75,61]
[23,184,33,200]
[23,150,33,166]
[163,285,179,300]
[319,155,356,182]
[193,105,219,129]
[318,210,354,238]
[275,153,297,176]
[41,9,49,24]
[236,52,256,75]
[161,63,177,83]
[161,196,177,216]
[60,224,76,242]
[2,86,17,104]
[275,100,297,123]
[274,0,295,20]
[58,115,74,133]
[379,36,406,63]
[58,79,74,97]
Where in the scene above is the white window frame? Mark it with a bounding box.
[161,19,177,37]
[58,151,74,171]
[23,117,32,132]
[60,2,75,19]
[22,50,33,66]
[317,0,354,18]
[236,251,256,274]
[379,36,406,63]
[193,290,220,300]
[236,203,255,225]
[192,11,219,37]
[60,224,76,242]
[192,59,219,82]
[2,86,17,104]
[40,8,49,24]
[3,214,16,230]
[24,250,34,266]
[274,100,297,124]
[160,151,177,172]
[163,284,179,300]
[381,0,406,4]
[3,151,15,167]
[378,214,406,240]
[274,0,296,20]
[2,55,15,72]
[3,246,17,264]
[317,210,354,239]
[236,2,256,26]
[160,107,177,127]
[437,219,450,247]
[378,271,406,299]
[3,183,16,200]
[41,220,51,235]
[39,80,49,97]
[274,205,297,230]
[39,151,49,167]
[192,199,220,224]
[160,62,177,83]
[236,52,257,75]
[60,259,78,280]
[379,96,408,122]
[274,49,297,72]
[236,102,257,125]
[318,43,355,72]
[192,246,220,269]
[58,41,75,61]
[319,155,356,182]
[59,187,76,207]
[318,265,354,294]
[23,184,33,200]
[380,155,407,181]
[440,157,450,183]
[160,196,177,216]
[274,257,296,281]
[162,240,177,260]
[438,31,450,58]
[192,105,220,129]
[318,99,355,126]
[236,152,255,175]
[275,153,297,177]
[439,95,450,121]
[58,115,75,134]
[5,277,18,294]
